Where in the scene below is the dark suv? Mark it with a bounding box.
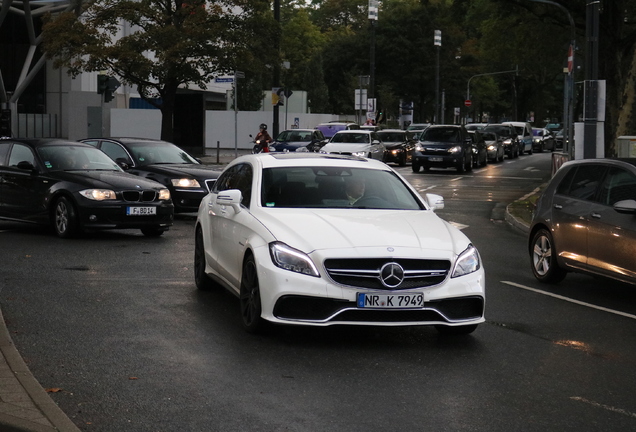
[412,125,473,173]
[483,123,520,158]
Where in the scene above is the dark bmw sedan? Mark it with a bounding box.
[529,158,636,285]
[0,138,173,238]
[80,138,221,212]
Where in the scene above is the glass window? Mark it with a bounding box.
[557,164,607,201]
[8,144,35,167]
[0,143,10,165]
[598,167,636,205]
[101,141,132,165]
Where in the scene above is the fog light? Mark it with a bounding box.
[89,215,98,222]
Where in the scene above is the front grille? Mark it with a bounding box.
[273,295,484,323]
[121,190,157,202]
[324,258,450,290]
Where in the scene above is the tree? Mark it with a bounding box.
[41,0,278,142]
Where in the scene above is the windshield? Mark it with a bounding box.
[38,145,122,171]
[125,141,199,166]
[532,129,544,137]
[330,133,371,144]
[484,126,511,137]
[276,130,313,142]
[481,132,497,141]
[261,167,424,210]
[377,132,406,142]
[421,127,460,143]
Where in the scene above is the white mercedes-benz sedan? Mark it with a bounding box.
[194,153,485,334]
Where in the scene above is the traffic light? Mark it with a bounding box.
[97,75,121,102]
[104,77,120,102]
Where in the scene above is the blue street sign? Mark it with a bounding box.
[215,77,234,83]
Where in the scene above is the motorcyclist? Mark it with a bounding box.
[254,123,272,153]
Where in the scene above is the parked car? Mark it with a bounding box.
[412,125,473,173]
[319,130,386,161]
[531,127,555,152]
[504,121,533,155]
[483,123,520,159]
[529,158,636,285]
[467,130,488,168]
[315,122,360,139]
[481,130,505,162]
[377,129,416,166]
[270,129,328,153]
[0,138,173,238]
[80,138,221,213]
[194,152,485,334]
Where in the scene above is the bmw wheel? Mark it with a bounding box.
[530,228,567,284]
[240,253,265,333]
[53,196,79,238]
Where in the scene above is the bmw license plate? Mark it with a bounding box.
[357,292,424,309]
[429,157,443,162]
[127,206,156,216]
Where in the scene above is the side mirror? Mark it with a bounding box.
[425,193,444,211]
[16,161,36,171]
[216,189,242,213]
[614,199,636,214]
[115,158,130,170]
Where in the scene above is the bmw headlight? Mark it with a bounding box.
[448,145,463,153]
[171,178,201,188]
[269,242,320,277]
[352,151,367,157]
[79,189,117,201]
[158,189,171,200]
[451,245,481,278]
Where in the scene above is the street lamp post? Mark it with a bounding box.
[358,75,370,125]
[466,67,518,124]
[434,30,441,124]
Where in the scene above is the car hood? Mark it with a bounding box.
[384,143,405,149]
[321,143,371,153]
[255,208,468,255]
[140,164,222,179]
[52,170,167,189]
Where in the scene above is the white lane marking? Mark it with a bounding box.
[570,397,636,419]
[502,281,636,320]
[524,167,540,172]
[450,177,463,182]
[419,186,437,192]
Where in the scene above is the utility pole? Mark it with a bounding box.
[368,0,378,121]
[434,30,441,123]
[273,0,280,138]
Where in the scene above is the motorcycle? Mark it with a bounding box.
[249,134,274,154]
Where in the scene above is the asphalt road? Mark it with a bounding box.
[2,152,636,431]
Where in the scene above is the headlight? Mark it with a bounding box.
[534,138,541,143]
[415,144,424,152]
[269,242,320,277]
[487,145,496,151]
[295,147,309,152]
[448,146,462,153]
[503,138,512,145]
[158,189,171,200]
[451,245,481,278]
[472,147,478,154]
[319,150,328,154]
[171,178,201,188]
[351,151,367,157]
[79,189,117,201]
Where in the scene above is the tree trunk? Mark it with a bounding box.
[160,81,179,143]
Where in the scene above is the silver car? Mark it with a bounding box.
[319,130,386,161]
[529,158,636,285]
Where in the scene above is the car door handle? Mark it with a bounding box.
[591,212,601,219]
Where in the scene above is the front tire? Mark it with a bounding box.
[240,254,265,333]
[194,226,215,291]
[530,228,567,283]
[53,197,79,238]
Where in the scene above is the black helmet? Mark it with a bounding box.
[259,123,267,130]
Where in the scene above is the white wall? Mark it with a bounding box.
[111,108,338,153]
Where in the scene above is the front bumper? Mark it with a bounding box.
[254,246,486,327]
[76,200,174,230]
[413,153,463,169]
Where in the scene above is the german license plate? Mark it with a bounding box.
[127,206,156,216]
[357,292,424,309]
[429,157,443,162]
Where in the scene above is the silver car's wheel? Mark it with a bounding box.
[530,228,567,284]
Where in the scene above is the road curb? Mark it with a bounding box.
[505,203,530,234]
[0,308,80,432]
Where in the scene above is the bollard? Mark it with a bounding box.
[216,141,220,164]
